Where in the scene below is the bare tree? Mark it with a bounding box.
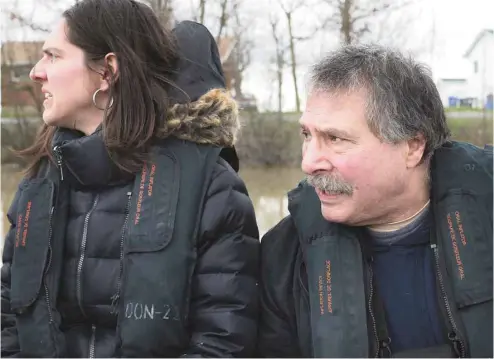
[229,1,254,100]
[320,0,415,45]
[277,0,307,113]
[1,40,45,165]
[190,0,252,100]
[6,0,76,33]
[368,0,430,56]
[8,12,50,32]
[268,13,286,116]
[192,0,236,48]
[216,0,229,41]
[191,0,233,40]
[198,0,207,23]
[143,0,174,26]
[1,0,70,164]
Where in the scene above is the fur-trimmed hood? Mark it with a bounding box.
[165,20,240,149]
[51,89,239,189]
[162,88,239,148]
[51,88,239,189]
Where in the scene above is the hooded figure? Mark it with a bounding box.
[1,10,259,358]
[169,20,240,171]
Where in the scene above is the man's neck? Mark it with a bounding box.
[369,174,430,232]
[369,198,430,232]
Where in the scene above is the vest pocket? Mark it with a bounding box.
[9,179,54,312]
[304,234,369,358]
[436,189,493,308]
[125,151,179,253]
[117,150,190,355]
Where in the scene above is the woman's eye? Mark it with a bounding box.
[45,52,57,63]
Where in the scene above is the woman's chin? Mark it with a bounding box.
[42,111,64,127]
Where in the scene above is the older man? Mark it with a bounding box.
[258,45,492,358]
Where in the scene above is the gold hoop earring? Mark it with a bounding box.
[92,89,114,110]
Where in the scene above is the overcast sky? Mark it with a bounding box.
[2,0,493,111]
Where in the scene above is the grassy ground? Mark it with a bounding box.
[1,166,22,237]
[447,117,493,145]
[1,106,40,118]
[444,107,493,113]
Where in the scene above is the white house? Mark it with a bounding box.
[436,78,469,107]
[463,29,493,109]
[436,29,493,109]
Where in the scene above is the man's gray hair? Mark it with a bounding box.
[309,44,450,159]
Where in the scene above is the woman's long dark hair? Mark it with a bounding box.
[19,0,180,177]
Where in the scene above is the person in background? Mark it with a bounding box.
[1,0,259,357]
[257,44,492,358]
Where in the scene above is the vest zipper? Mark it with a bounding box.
[430,243,466,358]
[367,259,380,358]
[53,146,64,181]
[89,324,96,358]
[298,261,313,358]
[43,206,55,323]
[298,262,309,296]
[76,195,100,316]
[111,192,132,314]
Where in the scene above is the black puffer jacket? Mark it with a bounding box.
[1,21,259,358]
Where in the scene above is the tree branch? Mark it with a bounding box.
[199,0,206,23]
[216,0,229,41]
[352,0,414,23]
[8,12,50,32]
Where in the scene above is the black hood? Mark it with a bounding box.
[169,20,239,172]
[169,20,226,103]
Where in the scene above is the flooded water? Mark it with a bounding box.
[239,167,304,236]
[1,165,304,241]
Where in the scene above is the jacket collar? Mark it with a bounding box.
[52,127,133,189]
[51,88,239,189]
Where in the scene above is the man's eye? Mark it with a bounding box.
[328,135,343,143]
[300,129,311,140]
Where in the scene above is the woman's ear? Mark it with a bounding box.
[99,52,119,91]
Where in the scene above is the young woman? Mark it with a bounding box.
[1,1,259,357]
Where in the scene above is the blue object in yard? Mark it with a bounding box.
[448,96,459,107]
[485,94,493,110]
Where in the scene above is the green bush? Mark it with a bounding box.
[235,112,302,167]
[447,117,493,146]
[1,111,492,168]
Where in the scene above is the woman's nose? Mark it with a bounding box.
[29,63,47,83]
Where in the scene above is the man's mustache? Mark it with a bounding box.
[306,173,353,195]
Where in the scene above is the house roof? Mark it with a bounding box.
[216,36,237,64]
[463,29,494,58]
[1,41,43,66]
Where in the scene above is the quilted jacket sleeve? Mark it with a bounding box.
[1,187,22,357]
[181,158,260,357]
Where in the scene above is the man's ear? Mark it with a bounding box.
[406,133,427,168]
[99,52,119,91]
